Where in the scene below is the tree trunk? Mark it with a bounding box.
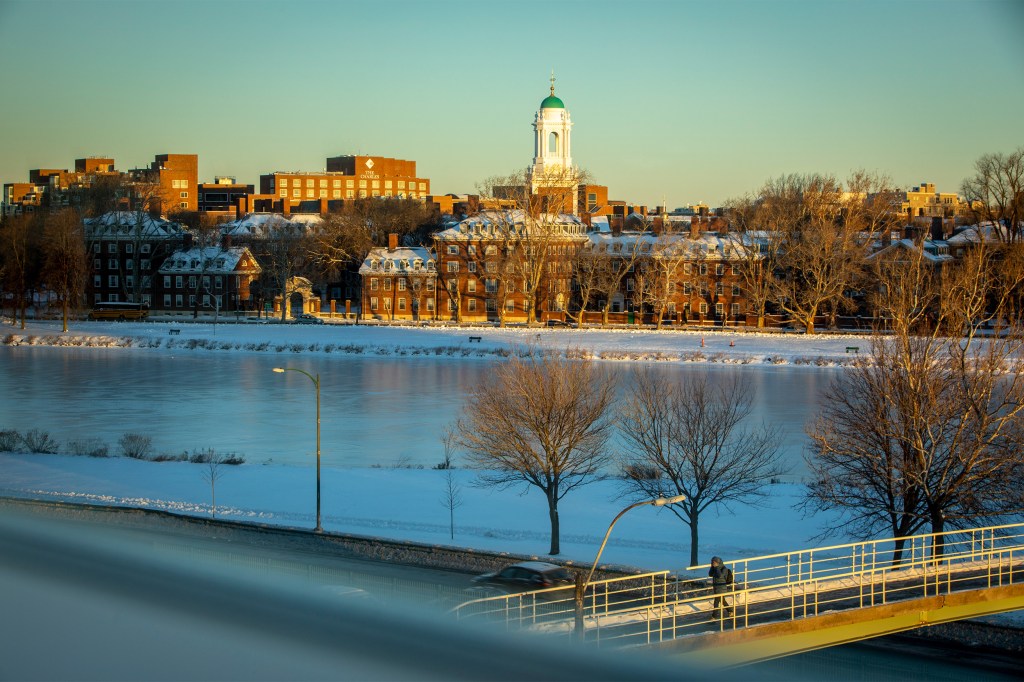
[689,519,700,568]
[930,510,945,561]
[891,537,907,567]
[548,497,560,555]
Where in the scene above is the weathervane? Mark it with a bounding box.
[550,69,556,95]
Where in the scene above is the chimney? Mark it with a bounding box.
[388,233,398,252]
[930,216,944,241]
[183,233,193,251]
[690,218,701,239]
[222,233,232,249]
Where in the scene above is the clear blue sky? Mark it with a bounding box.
[1,0,1021,208]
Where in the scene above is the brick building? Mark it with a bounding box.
[156,241,262,315]
[359,235,437,321]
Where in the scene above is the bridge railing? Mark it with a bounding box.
[450,522,1024,646]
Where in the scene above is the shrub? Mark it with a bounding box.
[67,438,109,457]
[150,452,187,462]
[23,429,59,454]
[119,433,153,459]
[0,429,22,451]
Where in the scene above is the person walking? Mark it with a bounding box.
[708,556,733,616]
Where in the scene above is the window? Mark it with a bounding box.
[93,258,101,269]
[716,263,724,276]
[93,275,101,287]
[215,276,223,291]
[732,303,741,317]
[448,299,456,312]
[731,264,739,275]
[141,244,150,254]
[125,243,134,254]
[180,192,188,199]
[306,179,314,188]
[467,299,477,312]
[163,294,172,308]
[141,259,150,270]
[716,282,724,295]
[732,284,741,296]
[426,298,434,311]
[93,243,100,253]
[426,279,435,292]
[108,243,117,253]
[398,298,406,311]
[716,303,724,317]
[293,189,300,197]
[163,276,171,288]
[398,278,407,291]
[370,278,378,291]
[279,178,288,187]
[306,190,314,198]
[125,276,134,289]
[179,203,187,209]
[485,278,497,294]
[467,279,476,293]
[188,276,196,289]
[384,299,391,311]
[447,261,459,273]
[126,260,134,270]
[447,245,459,255]
[370,297,378,310]
[202,276,210,289]
[699,302,708,314]
[506,299,515,312]
[333,179,341,188]
[468,261,477,273]
[384,279,392,291]
[319,179,327,188]
[108,259,118,269]
[486,299,496,312]
[699,263,708,275]
[175,294,183,307]
[108,275,118,287]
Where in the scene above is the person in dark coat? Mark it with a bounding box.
[708,556,733,615]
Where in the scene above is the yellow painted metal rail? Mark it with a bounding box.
[451,523,1024,652]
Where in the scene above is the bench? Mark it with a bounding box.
[168,328,181,336]
[845,346,859,353]
[468,336,482,343]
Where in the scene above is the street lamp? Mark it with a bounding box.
[272,367,322,532]
[584,494,687,590]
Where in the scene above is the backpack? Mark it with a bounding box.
[725,568,733,585]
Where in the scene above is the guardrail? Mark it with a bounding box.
[450,523,1024,647]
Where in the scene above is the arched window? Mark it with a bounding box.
[548,132,559,154]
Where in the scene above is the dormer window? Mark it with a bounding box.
[371,260,380,270]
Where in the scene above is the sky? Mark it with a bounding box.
[1,0,1022,208]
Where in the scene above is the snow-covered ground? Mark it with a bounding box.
[1,318,1020,627]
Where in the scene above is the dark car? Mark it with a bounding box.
[292,313,324,325]
[471,561,574,596]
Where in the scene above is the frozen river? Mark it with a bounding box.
[0,346,837,480]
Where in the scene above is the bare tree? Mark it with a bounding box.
[439,428,463,540]
[805,246,1024,561]
[451,348,616,555]
[257,216,313,322]
[41,210,88,331]
[619,368,784,567]
[477,167,590,324]
[961,146,1024,243]
[201,455,227,519]
[0,214,42,328]
[764,173,873,333]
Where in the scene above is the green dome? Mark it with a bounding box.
[540,94,565,109]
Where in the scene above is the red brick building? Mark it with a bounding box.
[359,234,437,321]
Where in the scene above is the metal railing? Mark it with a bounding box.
[450,522,1024,647]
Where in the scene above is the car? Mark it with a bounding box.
[292,313,324,325]
[471,561,575,596]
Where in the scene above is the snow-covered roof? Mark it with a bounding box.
[84,211,185,239]
[220,212,322,238]
[434,210,586,240]
[867,238,953,264]
[359,245,436,276]
[946,221,1011,245]
[158,246,261,275]
[585,230,752,260]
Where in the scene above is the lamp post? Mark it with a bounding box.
[584,494,687,590]
[272,367,322,532]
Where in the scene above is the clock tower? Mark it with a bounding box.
[530,73,577,213]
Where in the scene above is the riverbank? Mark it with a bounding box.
[3,317,875,366]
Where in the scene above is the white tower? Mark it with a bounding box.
[530,73,576,213]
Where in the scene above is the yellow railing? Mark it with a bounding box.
[450,522,1024,646]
